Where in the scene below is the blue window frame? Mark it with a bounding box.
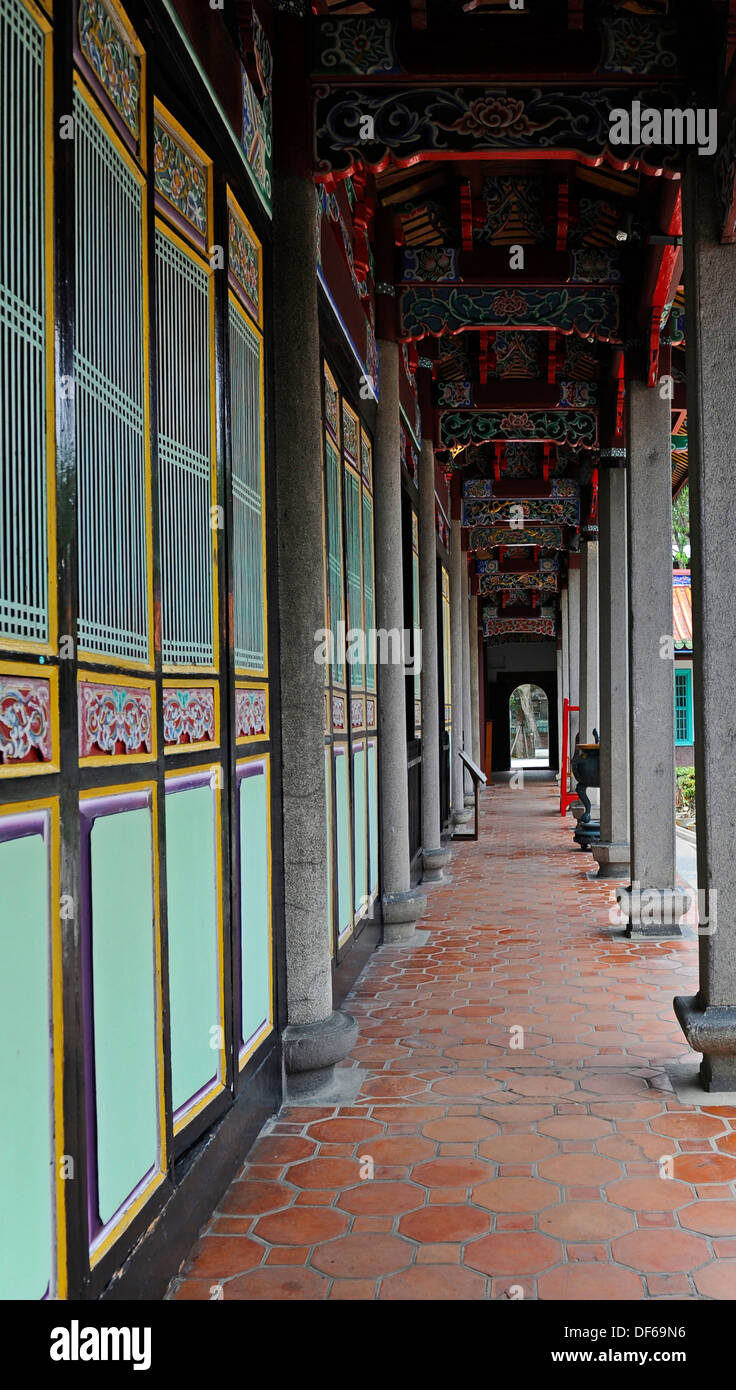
[674,668,694,745]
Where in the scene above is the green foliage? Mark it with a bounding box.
[672,485,690,568]
[676,766,696,807]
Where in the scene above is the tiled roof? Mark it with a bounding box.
[673,569,692,651]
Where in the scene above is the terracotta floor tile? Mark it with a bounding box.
[478,1134,558,1163]
[673,1153,736,1183]
[539,1201,634,1241]
[378,1265,487,1300]
[679,1200,736,1235]
[226,1267,329,1300]
[538,1263,644,1300]
[693,1259,736,1298]
[311,1234,411,1278]
[611,1229,709,1273]
[464,1232,560,1275]
[538,1154,621,1187]
[336,1181,424,1215]
[218,1181,292,1216]
[253,1206,348,1245]
[249,1136,316,1165]
[411,1158,490,1187]
[472,1177,558,1213]
[398,1205,490,1243]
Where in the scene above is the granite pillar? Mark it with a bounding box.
[374,338,426,939]
[273,170,357,1094]
[591,467,631,879]
[620,380,686,937]
[419,437,450,883]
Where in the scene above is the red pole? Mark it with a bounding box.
[560,697,580,815]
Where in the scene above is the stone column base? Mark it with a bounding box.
[618,885,690,938]
[464,792,475,808]
[283,1010,359,1098]
[591,841,630,879]
[452,807,473,826]
[674,995,736,1090]
[381,887,427,942]
[421,845,452,884]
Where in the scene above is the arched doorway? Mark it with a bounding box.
[509,684,549,769]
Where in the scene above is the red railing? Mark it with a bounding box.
[560,697,580,815]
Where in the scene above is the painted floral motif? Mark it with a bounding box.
[469,525,565,551]
[351,698,364,730]
[558,381,598,408]
[324,369,339,441]
[480,574,558,600]
[332,695,346,732]
[342,405,358,462]
[154,118,207,236]
[229,205,260,322]
[550,479,580,499]
[360,434,372,488]
[401,285,620,342]
[79,682,152,758]
[464,478,491,500]
[463,498,579,528]
[366,696,377,728]
[402,247,459,284]
[163,687,215,747]
[442,410,598,450]
[598,7,678,75]
[483,616,556,639]
[316,85,682,180]
[0,677,52,765]
[78,0,140,139]
[316,16,401,76]
[478,555,560,576]
[252,9,273,98]
[438,381,472,408]
[242,65,272,210]
[571,248,623,284]
[236,688,267,740]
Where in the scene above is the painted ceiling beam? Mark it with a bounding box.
[400,284,620,342]
[314,85,686,183]
[398,246,623,287]
[434,380,597,411]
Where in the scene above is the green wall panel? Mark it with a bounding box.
[0,828,53,1299]
[165,783,220,1114]
[368,739,379,897]
[353,745,367,915]
[90,807,158,1228]
[239,767,271,1049]
[334,748,352,938]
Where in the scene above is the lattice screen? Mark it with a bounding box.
[229,303,265,673]
[0,0,49,646]
[156,230,214,666]
[74,88,149,663]
[344,468,363,690]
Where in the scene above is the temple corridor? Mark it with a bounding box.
[167,778,736,1302]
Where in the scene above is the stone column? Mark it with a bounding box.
[619,379,686,937]
[591,467,630,879]
[469,596,481,767]
[419,436,450,883]
[675,159,736,1086]
[461,585,473,801]
[272,170,357,1094]
[374,338,426,939]
[449,518,468,821]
